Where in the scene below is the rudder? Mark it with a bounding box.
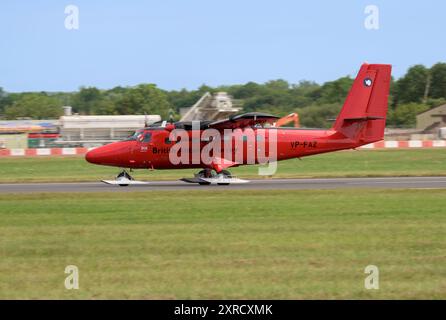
[333,63,392,144]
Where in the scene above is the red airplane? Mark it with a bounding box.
[86,63,391,186]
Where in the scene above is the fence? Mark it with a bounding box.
[0,140,445,157]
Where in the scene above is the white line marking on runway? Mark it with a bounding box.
[348,180,446,184]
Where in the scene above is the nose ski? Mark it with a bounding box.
[101,170,150,186]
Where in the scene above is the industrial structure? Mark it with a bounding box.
[180,92,241,122]
[416,103,446,136]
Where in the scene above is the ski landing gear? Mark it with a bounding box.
[101,169,149,186]
[181,169,249,185]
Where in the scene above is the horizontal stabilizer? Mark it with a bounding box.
[343,116,385,121]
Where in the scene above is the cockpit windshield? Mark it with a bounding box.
[124,130,144,141]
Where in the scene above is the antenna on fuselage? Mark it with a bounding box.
[144,112,149,127]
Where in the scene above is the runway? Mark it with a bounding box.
[0,176,445,193]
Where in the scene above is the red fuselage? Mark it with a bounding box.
[85,63,392,172]
[85,127,365,170]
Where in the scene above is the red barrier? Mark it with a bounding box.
[0,141,445,157]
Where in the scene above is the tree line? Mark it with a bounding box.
[1,63,446,128]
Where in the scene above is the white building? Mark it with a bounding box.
[58,114,161,146]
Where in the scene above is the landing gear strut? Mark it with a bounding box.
[196,169,212,185]
[116,170,134,187]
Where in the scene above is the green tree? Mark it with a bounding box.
[71,87,104,114]
[394,65,429,104]
[0,87,9,113]
[265,79,290,91]
[229,82,265,99]
[289,81,321,108]
[316,76,353,104]
[429,63,446,99]
[167,89,203,112]
[387,103,429,127]
[4,93,63,119]
[297,103,341,128]
[117,84,171,118]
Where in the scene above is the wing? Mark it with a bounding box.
[207,112,280,130]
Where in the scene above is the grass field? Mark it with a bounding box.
[0,189,445,299]
[0,149,445,183]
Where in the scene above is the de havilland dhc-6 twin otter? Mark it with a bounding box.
[85,63,392,186]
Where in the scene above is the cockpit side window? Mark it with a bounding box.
[124,130,152,142]
[142,133,152,143]
[124,131,143,141]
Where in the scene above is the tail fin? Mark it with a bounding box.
[333,63,392,144]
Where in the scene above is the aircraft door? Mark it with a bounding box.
[256,129,270,163]
[132,132,153,166]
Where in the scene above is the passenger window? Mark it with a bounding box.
[142,133,152,143]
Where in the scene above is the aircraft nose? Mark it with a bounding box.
[85,147,102,164]
[85,142,131,166]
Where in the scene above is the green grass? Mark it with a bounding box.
[0,149,445,183]
[0,189,445,299]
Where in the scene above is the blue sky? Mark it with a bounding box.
[0,0,444,92]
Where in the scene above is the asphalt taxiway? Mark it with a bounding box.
[0,177,445,193]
